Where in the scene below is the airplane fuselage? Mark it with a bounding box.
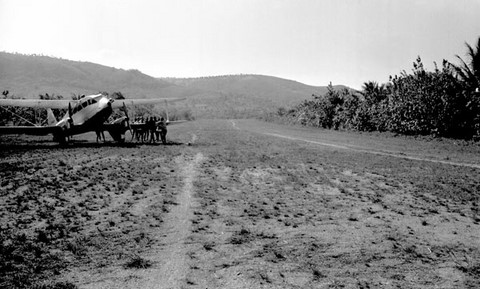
[56,94,114,136]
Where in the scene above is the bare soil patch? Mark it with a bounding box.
[1,120,479,288]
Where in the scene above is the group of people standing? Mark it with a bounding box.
[131,116,168,144]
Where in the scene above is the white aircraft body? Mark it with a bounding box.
[0,93,185,143]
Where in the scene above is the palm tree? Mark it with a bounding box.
[362,81,387,104]
[451,37,480,91]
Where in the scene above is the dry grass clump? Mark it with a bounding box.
[124,255,153,269]
[228,228,253,245]
[0,226,70,288]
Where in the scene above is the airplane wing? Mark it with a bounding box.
[111,97,186,108]
[0,97,186,109]
[0,99,78,109]
[0,125,63,136]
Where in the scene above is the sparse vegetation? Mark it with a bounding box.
[0,142,180,287]
[1,119,479,287]
[0,226,69,288]
[124,256,153,269]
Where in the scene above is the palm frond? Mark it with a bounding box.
[453,55,474,81]
[472,38,480,81]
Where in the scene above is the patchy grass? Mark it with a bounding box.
[1,120,479,288]
[0,227,69,288]
[0,133,182,286]
[124,256,153,269]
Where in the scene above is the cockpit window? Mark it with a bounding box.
[72,98,97,114]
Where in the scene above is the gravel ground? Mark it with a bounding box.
[1,119,479,288]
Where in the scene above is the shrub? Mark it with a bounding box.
[279,54,480,140]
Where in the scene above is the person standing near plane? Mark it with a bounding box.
[148,116,156,143]
[96,129,105,142]
[158,117,167,145]
[153,116,160,142]
[138,116,146,142]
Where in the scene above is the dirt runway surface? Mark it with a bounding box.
[1,119,480,288]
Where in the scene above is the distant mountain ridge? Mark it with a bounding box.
[161,75,343,105]
[0,52,351,118]
[0,52,183,98]
[161,75,353,117]
[162,74,348,92]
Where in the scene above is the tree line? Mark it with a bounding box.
[278,37,480,140]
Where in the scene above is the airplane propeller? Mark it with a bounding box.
[122,102,132,135]
[68,103,74,127]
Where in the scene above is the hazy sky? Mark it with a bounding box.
[1,0,479,89]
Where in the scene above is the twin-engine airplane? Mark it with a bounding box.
[0,94,185,143]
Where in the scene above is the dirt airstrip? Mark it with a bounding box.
[1,119,480,289]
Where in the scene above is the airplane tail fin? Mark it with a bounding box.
[47,108,57,126]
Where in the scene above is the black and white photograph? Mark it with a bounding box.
[1,0,479,288]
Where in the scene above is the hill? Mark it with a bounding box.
[0,52,350,118]
[0,52,190,99]
[163,75,323,105]
[161,75,351,118]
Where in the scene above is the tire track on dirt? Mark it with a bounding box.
[145,151,205,289]
[264,132,480,169]
[69,152,205,289]
[229,119,480,169]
